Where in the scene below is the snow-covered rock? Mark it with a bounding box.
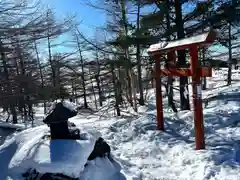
[80,157,125,180]
[0,125,125,180]
[9,139,95,178]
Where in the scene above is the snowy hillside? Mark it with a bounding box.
[1,69,240,180]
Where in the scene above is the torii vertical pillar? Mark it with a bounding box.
[190,46,205,149]
[155,55,164,130]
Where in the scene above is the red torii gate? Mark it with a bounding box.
[147,30,216,150]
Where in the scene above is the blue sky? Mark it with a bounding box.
[42,0,106,37]
[40,0,107,57]
[41,0,154,37]
[40,0,154,56]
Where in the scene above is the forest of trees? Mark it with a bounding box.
[0,0,240,124]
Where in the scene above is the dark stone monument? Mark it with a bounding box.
[43,101,110,160]
[43,102,79,139]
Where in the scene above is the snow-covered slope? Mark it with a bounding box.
[1,69,240,180]
[69,69,240,180]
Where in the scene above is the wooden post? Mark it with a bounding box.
[155,55,164,130]
[190,46,205,150]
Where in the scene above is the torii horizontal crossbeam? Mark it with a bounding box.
[153,67,212,77]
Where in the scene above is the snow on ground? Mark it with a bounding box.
[1,68,240,179]
[69,69,240,180]
[0,122,25,130]
[0,120,26,147]
[0,125,125,180]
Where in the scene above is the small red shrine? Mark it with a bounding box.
[147,30,216,150]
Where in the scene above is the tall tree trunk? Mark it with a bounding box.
[71,78,75,102]
[46,11,57,101]
[95,48,103,106]
[126,68,133,107]
[27,72,34,125]
[136,0,144,106]
[117,65,124,104]
[202,48,207,90]
[132,72,138,112]
[17,43,28,121]
[0,40,17,123]
[227,22,232,86]
[166,0,177,112]
[76,34,88,108]
[174,0,190,110]
[110,64,121,116]
[89,69,98,109]
[95,74,103,106]
[34,38,46,113]
[119,0,133,107]
[202,11,207,90]
[47,35,56,101]
[12,50,22,115]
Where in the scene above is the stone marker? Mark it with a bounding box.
[43,101,110,160]
[43,102,79,139]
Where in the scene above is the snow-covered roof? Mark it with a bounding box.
[147,30,216,55]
